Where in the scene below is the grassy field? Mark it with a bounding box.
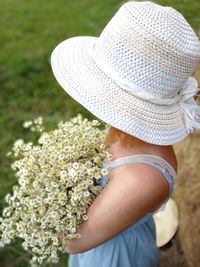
[0,0,200,266]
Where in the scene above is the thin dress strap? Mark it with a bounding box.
[103,154,177,214]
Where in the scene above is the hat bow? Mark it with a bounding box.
[177,77,200,134]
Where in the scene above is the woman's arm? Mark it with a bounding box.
[61,163,170,254]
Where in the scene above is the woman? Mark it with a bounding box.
[50,1,200,266]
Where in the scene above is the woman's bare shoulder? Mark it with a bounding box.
[108,158,171,214]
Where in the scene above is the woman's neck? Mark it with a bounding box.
[107,138,174,161]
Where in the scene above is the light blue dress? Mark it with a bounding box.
[68,154,177,267]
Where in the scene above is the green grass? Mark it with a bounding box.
[0,0,199,266]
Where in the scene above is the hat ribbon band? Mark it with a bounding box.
[88,40,200,134]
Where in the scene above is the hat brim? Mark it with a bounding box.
[50,36,188,145]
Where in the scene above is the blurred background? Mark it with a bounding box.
[0,0,200,266]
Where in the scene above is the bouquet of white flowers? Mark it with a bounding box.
[0,114,113,266]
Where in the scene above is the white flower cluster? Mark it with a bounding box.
[22,116,44,132]
[0,113,112,266]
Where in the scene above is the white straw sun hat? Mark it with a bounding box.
[50,0,200,145]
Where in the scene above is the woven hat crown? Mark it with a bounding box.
[89,1,200,100]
